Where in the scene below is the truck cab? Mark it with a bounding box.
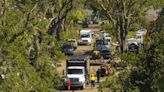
[64,56,90,90]
[79,30,92,45]
[96,38,111,50]
[65,67,85,89]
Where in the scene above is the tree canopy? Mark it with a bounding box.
[0,0,86,91]
[86,0,163,52]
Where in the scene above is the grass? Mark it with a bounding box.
[128,31,136,38]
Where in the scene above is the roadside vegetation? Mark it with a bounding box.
[86,0,164,92]
[98,31,164,92]
[0,0,86,91]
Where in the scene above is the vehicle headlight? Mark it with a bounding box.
[69,49,73,51]
[64,78,68,82]
[79,78,84,82]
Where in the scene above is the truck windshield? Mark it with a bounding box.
[68,69,83,74]
[102,50,110,53]
[63,45,72,49]
[96,40,108,45]
[81,34,90,38]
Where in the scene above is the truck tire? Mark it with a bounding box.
[80,86,83,90]
[86,80,89,85]
[80,84,85,90]
[64,86,68,90]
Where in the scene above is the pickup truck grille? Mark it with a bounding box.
[69,78,79,82]
[82,40,88,42]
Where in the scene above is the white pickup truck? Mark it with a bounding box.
[135,28,147,45]
[79,29,92,45]
[64,56,90,90]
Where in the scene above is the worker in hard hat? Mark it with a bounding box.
[90,73,96,88]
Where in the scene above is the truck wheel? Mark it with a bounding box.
[81,84,85,90]
[86,81,89,85]
[80,86,83,90]
[64,86,68,90]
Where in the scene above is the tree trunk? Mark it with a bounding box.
[124,17,129,51]
[115,16,119,42]
[119,21,128,53]
[119,14,125,53]
[47,0,73,41]
[1,0,7,26]
[120,37,126,53]
[119,2,129,53]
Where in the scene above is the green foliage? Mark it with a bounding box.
[87,0,163,52]
[0,45,58,92]
[0,0,85,91]
[126,31,164,91]
[100,31,164,91]
[99,69,132,92]
[61,27,80,41]
[68,0,88,20]
[69,10,87,20]
[157,74,164,91]
[0,0,88,91]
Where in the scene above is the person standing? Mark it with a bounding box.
[90,73,96,88]
[116,40,120,52]
[67,79,71,90]
[96,69,101,83]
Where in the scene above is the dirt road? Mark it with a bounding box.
[58,45,100,92]
[57,24,101,92]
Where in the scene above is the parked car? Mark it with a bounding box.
[77,20,83,24]
[67,39,78,49]
[128,43,139,53]
[62,44,74,55]
[136,28,147,35]
[92,19,99,24]
[82,19,90,28]
[100,49,112,59]
[128,38,139,53]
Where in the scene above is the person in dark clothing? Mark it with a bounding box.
[96,69,101,83]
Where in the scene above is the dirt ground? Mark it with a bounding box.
[57,24,102,92]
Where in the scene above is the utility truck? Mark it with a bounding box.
[64,56,90,90]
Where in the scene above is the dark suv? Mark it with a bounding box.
[101,49,112,59]
[62,44,74,55]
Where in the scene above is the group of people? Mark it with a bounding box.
[66,69,101,90]
[90,69,101,88]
